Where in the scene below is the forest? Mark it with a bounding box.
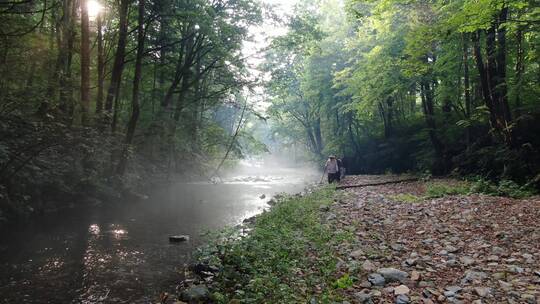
[0,0,267,219]
[266,0,540,182]
[1,0,540,303]
[0,0,539,218]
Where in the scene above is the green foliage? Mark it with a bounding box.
[333,273,354,289]
[390,193,422,203]
[264,0,540,183]
[425,181,471,198]
[422,178,537,199]
[470,177,537,198]
[195,187,353,303]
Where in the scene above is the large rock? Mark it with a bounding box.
[180,285,209,303]
[354,291,373,304]
[395,294,410,304]
[377,268,408,282]
[368,273,386,286]
[394,285,410,295]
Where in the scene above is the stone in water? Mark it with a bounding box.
[169,235,190,242]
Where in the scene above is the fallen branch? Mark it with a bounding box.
[336,177,419,189]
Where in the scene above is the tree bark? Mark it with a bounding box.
[514,25,525,119]
[420,80,446,173]
[80,0,91,125]
[96,13,104,114]
[462,33,472,146]
[104,0,129,116]
[117,0,145,174]
[472,31,498,129]
[59,0,77,119]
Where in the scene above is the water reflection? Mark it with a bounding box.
[89,224,100,235]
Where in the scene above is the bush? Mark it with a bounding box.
[469,177,537,199]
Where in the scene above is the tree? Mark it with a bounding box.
[80,0,90,125]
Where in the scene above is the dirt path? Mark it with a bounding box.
[329,175,540,304]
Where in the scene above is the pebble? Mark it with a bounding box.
[368,273,385,286]
[508,265,524,273]
[350,249,364,259]
[446,245,459,253]
[444,291,456,297]
[445,286,462,293]
[462,270,487,284]
[359,280,372,288]
[319,204,330,212]
[354,291,373,303]
[362,260,376,272]
[377,268,408,282]
[459,256,475,266]
[394,285,410,295]
[492,246,506,255]
[473,287,491,297]
[395,294,410,304]
[180,285,209,302]
[410,270,421,281]
[498,280,512,291]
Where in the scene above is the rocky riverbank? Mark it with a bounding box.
[329,175,540,303]
[175,175,540,304]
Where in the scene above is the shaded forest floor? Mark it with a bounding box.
[184,175,540,304]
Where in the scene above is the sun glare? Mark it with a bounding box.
[87,0,103,18]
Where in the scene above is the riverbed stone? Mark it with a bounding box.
[350,249,364,259]
[354,291,373,304]
[169,235,190,242]
[459,256,475,266]
[180,285,209,302]
[377,268,408,282]
[474,287,491,297]
[362,260,376,272]
[395,294,410,304]
[462,270,487,284]
[368,273,386,286]
[394,285,410,295]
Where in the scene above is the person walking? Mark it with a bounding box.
[324,155,340,183]
[338,157,345,180]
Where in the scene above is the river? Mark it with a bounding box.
[0,162,318,303]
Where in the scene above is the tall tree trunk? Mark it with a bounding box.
[38,8,60,117]
[104,0,129,116]
[96,13,104,114]
[472,31,498,130]
[173,72,191,121]
[474,8,513,145]
[80,0,91,125]
[59,0,77,119]
[111,82,121,132]
[420,81,446,174]
[462,33,472,146]
[514,25,525,120]
[378,101,389,138]
[314,117,323,156]
[496,6,511,127]
[118,0,145,174]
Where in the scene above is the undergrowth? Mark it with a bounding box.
[391,178,537,203]
[195,186,353,303]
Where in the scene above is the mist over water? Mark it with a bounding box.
[0,157,318,303]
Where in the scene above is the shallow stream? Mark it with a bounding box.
[0,163,318,303]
